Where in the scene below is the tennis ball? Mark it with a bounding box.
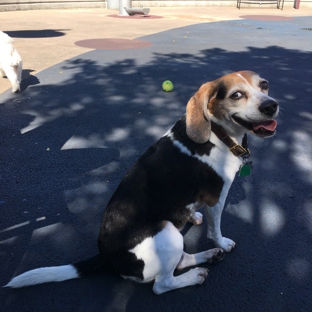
[162,80,174,92]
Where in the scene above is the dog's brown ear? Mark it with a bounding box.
[186,82,215,143]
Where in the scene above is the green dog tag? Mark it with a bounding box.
[239,162,252,177]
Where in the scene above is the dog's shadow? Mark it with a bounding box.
[20,69,40,91]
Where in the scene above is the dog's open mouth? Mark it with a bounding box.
[232,115,277,137]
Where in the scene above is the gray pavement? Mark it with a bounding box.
[1,7,312,312]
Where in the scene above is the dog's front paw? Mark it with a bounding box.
[216,237,236,252]
[12,85,20,93]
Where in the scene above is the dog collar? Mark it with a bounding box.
[210,121,250,159]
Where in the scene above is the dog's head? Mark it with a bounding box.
[186,70,279,143]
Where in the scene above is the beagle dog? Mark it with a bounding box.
[5,70,279,294]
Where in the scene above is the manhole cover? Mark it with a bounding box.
[240,15,293,21]
[75,38,152,50]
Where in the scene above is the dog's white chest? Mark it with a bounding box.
[195,133,242,183]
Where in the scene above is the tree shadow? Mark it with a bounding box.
[0,31,311,311]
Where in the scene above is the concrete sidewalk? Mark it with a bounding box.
[1,7,312,93]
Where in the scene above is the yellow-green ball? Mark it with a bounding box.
[162,80,174,92]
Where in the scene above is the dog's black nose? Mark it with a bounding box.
[259,99,278,116]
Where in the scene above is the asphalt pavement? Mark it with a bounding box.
[1,7,312,312]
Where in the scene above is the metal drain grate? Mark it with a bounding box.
[302,28,312,31]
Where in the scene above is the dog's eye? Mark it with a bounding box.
[230,92,243,100]
[260,81,269,90]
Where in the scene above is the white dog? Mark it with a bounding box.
[0,31,23,93]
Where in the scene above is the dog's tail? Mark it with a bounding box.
[4,254,101,288]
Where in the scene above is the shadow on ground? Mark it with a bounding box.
[4,29,69,38]
[20,69,40,91]
[0,42,311,311]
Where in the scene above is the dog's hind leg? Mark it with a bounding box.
[176,248,224,271]
[153,267,209,295]
[125,221,210,294]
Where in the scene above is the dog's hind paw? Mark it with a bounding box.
[190,211,203,225]
[206,248,225,264]
[191,267,209,284]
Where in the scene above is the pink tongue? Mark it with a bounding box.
[253,120,277,131]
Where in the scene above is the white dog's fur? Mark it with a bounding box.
[0,31,22,93]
